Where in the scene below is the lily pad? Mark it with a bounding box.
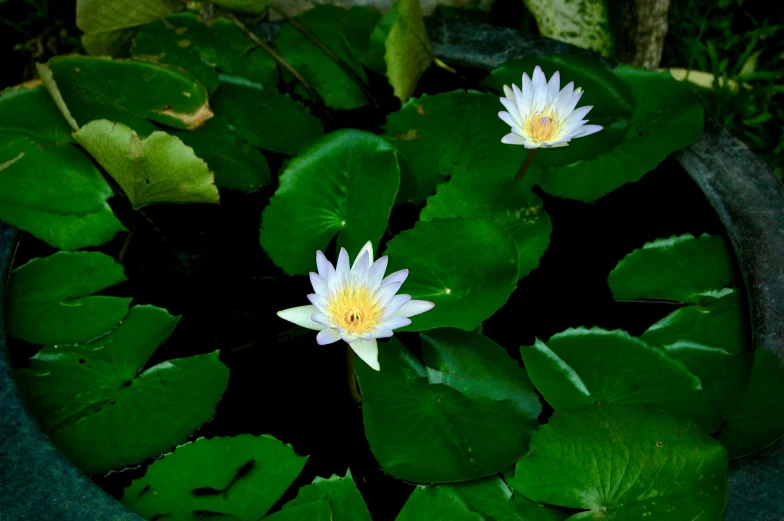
[487,61,703,202]
[715,348,784,458]
[420,175,551,280]
[6,252,131,346]
[260,129,399,275]
[509,405,728,521]
[608,233,734,304]
[383,217,518,331]
[16,305,229,474]
[122,434,307,521]
[39,55,212,135]
[520,328,721,432]
[265,471,371,521]
[357,331,541,483]
[77,0,181,56]
[383,90,521,203]
[0,82,75,143]
[396,476,569,521]
[74,119,219,209]
[521,0,613,56]
[133,13,278,94]
[275,4,379,109]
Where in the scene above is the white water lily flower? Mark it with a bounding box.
[498,65,603,149]
[276,241,435,371]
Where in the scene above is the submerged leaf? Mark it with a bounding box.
[380,0,434,102]
[523,0,613,56]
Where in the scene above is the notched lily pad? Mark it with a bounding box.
[265,471,371,521]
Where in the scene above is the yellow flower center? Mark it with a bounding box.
[525,112,560,142]
[327,284,383,336]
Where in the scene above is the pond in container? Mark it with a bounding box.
[1,3,783,521]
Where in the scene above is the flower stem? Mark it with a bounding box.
[516,149,538,182]
[347,346,362,405]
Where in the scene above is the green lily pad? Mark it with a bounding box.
[357,331,541,483]
[39,55,213,135]
[260,129,399,275]
[608,233,734,304]
[121,434,307,521]
[520,328,721,432]
[6,252,131,346]
[383,90,521,203]
[487,60,703,202]
[276,4,380,110]
[396,476,569,521]
[0,82,75,143]
[383,217,518,331]
[77,0,181,56]
[74,119,219,209]
[509,405,728,520]
[420,175,551,280]
[715,348,784,458]
[16,305,229,474]
[265,471,371,521]
[133,13,278,94]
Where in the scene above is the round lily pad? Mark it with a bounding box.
[357,331,541,483]
[383,217,518,331]
[265,471,371,521]
[122,434,307,521]
[509,404,728,520]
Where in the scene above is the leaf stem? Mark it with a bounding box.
[227,13,323,106]
[347,345,362,405]
[516,149,538,182]
[432,56,457,74]
[268,1,379,108]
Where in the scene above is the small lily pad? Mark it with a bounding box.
[74,119,219,209]
[383,217,518,331]
[509,405,728,520]
[265,471,371,521]
[260,129,399,275]
[16,305,229,474]
[357,331,541,483]
[6,252,131,345]
[122,434,307,521]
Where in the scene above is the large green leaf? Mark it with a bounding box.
[509,405,728,520]
[74,119,219,209]
[260,129,399,275]
[0,85,126,249]
[520,328,721,432]
[275,5,380,110]
[379,0,434,102]
[133,14,278,94]
[522,0,613,56]
[420,175,551,280]
[488,60,703,202]
[122,434,307,521]
[383,217,518,331]
[77,0,181,55]
[16,305,229,474]
[608,234,734,304]
[39,55,213,135]
[396,476,569,521]
[357,331,541,483]
[715,348,784,458]
[264,471,371,521]
[383,90,521,203]
[6,252,131,345]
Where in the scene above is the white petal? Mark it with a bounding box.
[499,97,520,121]
[532,66,547,110]
[376,280,404,307]
[572,124,603,138]
[498,111,517,129]
[309,272,329,297]
[393,300,435,318]
[384,294,411,315]
[381,269,408,287]
[350,338,380,371]
[312,312,333,328]
[557,81,575,114]
[564,105,593,125]
[502,85,514,99]
[351,250,370,286]
[335,247,350,286]
[277,305,324,330]
[502,133,527,145]
[373,326,395,338]
[563,89,584,114]
[521,72,534,109]
[316,251,336,285]
[353,241,374,267]
[307,293,329,314]
[366,256,388,291]
[316,328,342,345]
[513,83,527,120]
[547,70,560,102]
[523,140,542,149]
[378,315,412,330]
[341,330,358,343]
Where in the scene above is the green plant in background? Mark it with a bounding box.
[1,0,783,520]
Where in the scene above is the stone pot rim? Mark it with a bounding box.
[1,17,782,521]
